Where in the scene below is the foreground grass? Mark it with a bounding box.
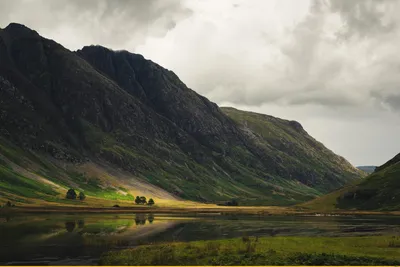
[100,236,400,266]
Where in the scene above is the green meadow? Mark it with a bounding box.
[100,235,400,266]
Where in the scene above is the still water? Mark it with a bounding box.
[1,213,400,265]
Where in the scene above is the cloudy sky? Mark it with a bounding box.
[1,0,400,166]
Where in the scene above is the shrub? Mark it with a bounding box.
[140,196,147,204]
[79,192,86,200]
[148,198,155,205]
[66,189,77,199]
[135,196,141,204]
[230,199,239,206]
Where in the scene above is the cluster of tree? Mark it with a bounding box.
[217,199,239,206]
[135,196,155,205]
[66,189,86,200]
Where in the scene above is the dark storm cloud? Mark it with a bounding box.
[0,0,192,49]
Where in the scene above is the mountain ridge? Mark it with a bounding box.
[0,23,363,206]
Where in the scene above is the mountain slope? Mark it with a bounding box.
[302,153,400,211]
[0,23,363,206]
[221,108,363,193]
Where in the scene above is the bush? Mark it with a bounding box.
[230,199,239,206]
[79,192,86,200]
[66,189,77,199]
[135,196,148,204]
[217,199,239,206]
[135,196,141,204]
[140,196,147,204]
[148,198,155,205]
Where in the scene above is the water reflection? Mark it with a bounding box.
[1,214,400,265]
[135,214,147,225]
[65,221,76,232]
[78,220,85,229]
[148,214,154,224]
[134,214,156,225]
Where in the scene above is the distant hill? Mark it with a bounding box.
[302,154,400,211]
[357,166,376,174]
[0,23,363,206]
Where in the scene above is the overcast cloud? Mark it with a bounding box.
[1,0,400,166]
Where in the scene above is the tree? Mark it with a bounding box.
[135,196,141,204]
[230,199,239,206]
[79,192,86,201]
[66,189,77,199]
[140,196,147,204]
[148,198,155,206]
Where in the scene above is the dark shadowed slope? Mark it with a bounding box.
[302,153,400,211]
[0,23,363,206]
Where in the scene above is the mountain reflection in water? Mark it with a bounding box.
[1,213,400,265]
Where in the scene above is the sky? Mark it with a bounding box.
[1,0,400,166]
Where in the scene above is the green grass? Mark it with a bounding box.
[303,154,400,211]
[100,235,400,265]
[65,171,135,201]
[0,165,58,199]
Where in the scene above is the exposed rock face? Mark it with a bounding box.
[0,23,363,205]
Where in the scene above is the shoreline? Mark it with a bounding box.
[1,205,399,216]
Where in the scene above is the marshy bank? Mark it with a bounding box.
[100,235,400,265]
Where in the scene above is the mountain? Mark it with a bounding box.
[0,23,363,206]
[357,166,376,174]
[302,154,400,211]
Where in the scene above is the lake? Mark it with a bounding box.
[1,213,400,265]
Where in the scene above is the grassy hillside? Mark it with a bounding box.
[0,23,363,207]
[221,107,364,194]
[302,153,400,211]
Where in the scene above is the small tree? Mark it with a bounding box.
[148,198,155,206]
[79,192,86,201]
[140,196,147,204]
[135,196,141,205]
[66,189,77,199]
[230,199,239,206]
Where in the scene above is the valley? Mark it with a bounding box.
[0,22,399,267]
